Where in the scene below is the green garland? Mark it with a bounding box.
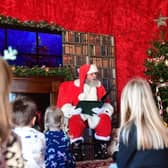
[0,15,72,80]
[0,14,64,32]
[11,66,73,81]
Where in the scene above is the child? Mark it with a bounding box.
[0,57,24,168]
[117,78,168,167]
[12,96,45,168]
[44,106,75,168]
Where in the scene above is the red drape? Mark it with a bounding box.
[0,0,168,108]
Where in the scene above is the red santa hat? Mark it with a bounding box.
[79,64,98,92]
[87,64,98,74]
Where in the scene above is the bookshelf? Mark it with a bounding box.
[62,30,117,119]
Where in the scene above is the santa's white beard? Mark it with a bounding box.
[85,79,99,87]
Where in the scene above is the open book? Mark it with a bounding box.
[76,87,112,115]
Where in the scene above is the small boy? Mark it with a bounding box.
[44,106,75,168]
[12,96,45,168]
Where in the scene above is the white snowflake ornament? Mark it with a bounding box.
[3,46,18,60]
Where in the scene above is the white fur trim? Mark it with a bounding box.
[61,103,74,118]
[80,114,88,121]
[102,103,114,117]
[87,64,98,74]
[94,134,110,141]
[74,79,80,87]
[87,114,100,129]
[70,137,84,144]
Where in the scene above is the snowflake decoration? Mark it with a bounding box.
[3,46,17,60]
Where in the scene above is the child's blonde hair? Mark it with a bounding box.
[120,77,168,150]
[0,57,12,144]
[44,106,64,131]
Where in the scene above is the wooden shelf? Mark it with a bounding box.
[63,30,117,111]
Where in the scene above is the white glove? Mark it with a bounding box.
[71,107,82,115]
[91,107,105,114]
[103,103,114,116]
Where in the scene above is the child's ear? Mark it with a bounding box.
[31,116,36,126]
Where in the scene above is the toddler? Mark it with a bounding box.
[12,96,45,168]
[44,106,75,168]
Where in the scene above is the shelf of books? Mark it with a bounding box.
[62,30,117,118]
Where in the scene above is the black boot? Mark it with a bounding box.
[71,140,85,161]
[94,140,109,160]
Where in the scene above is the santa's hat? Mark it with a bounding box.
[79,64,98,91]
[87,64,98,74]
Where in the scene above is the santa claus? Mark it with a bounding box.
[57,64,114,160]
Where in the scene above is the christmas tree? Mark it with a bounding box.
[144,14,168,124]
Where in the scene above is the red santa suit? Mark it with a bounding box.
[57,64,113,143]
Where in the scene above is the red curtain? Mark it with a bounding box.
[0,0,168,107]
